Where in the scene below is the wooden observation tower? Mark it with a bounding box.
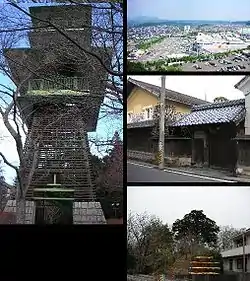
[4,4,112,224]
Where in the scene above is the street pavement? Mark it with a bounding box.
[127,162,236,183]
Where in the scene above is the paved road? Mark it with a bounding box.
[127,162,235,183]
[182,55,250,72]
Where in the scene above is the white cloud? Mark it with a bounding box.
[128,75,245,102]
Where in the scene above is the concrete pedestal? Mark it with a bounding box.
[3,200,36,224]
[73,202,106,224]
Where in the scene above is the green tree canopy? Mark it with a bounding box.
[172,210,220,247]
[213,97,228,103]
[127,61,147,72]
[95,131,123,219]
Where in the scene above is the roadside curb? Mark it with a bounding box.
[224,176,250,183]
[163,168,236,183]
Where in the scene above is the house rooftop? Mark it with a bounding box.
[127,119,156,129]
[127,78,209,107]
[171,99,245,127]
[234,75,250,89]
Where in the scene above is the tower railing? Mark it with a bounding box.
[27,77,89,93]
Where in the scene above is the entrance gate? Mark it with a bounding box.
[33,182,74,224]
[209,136,237,170]
[194,139,204,164]
[35,199,73,224]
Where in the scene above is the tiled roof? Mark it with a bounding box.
[234,76,249,89]
[172,99,245,127]
[127,78,209,106]
[127,119,156,129]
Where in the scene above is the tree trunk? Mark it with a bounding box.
[16,197,25,224]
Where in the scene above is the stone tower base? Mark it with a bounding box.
[2,200,106,224]
[3,200,35,224]
[73,202,106,224]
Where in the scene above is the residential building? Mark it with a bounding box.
[171,99,245,169]
[127,78,208,165]
[221,229,250,273]
[127,77,208,124]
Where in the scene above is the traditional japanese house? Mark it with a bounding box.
[171,99,245,171]
[127,78,208,164]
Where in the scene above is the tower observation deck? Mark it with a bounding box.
[4,4,112,224]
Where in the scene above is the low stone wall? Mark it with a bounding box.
[165,157,191,167]
[236,165,250,177]
[127,150,154,163]
[1,200,106,224]
[127,150,191,167]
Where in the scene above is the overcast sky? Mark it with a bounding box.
[128,75,245,102]
[127,186,250,229]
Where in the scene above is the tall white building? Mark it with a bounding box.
[184,25,190,34]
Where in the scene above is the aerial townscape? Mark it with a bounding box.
[128,20,250,72]
[127,187,250,281]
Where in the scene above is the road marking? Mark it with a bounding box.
[128,161,236,182]
[127,161,154,169]
[163,168,236,183]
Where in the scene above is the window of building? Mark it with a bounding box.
[237,258,243,269]
[127,112,133,122]
[229,259,233,271]
[143,106,153,120]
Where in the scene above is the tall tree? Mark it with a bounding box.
[127,212,174,274]
[90,154,105,187]
[172,210,220,257]
[0,160,7,211]
[0,160,4,182]
[217,225,246,251]
[213,97,228,103]
[96,131,123,219]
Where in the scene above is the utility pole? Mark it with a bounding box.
[159,76,166,170]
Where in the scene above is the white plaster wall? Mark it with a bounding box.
[236,77,250,135]
[223,255,250,273]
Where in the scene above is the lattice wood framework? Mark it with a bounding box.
[22,102,94,201]
[5,4,112,219]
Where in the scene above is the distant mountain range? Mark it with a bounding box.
[127,16,250,27]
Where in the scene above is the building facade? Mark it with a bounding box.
[127,78,208,165]
[222,229,250,273]
[127,78,207,124]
